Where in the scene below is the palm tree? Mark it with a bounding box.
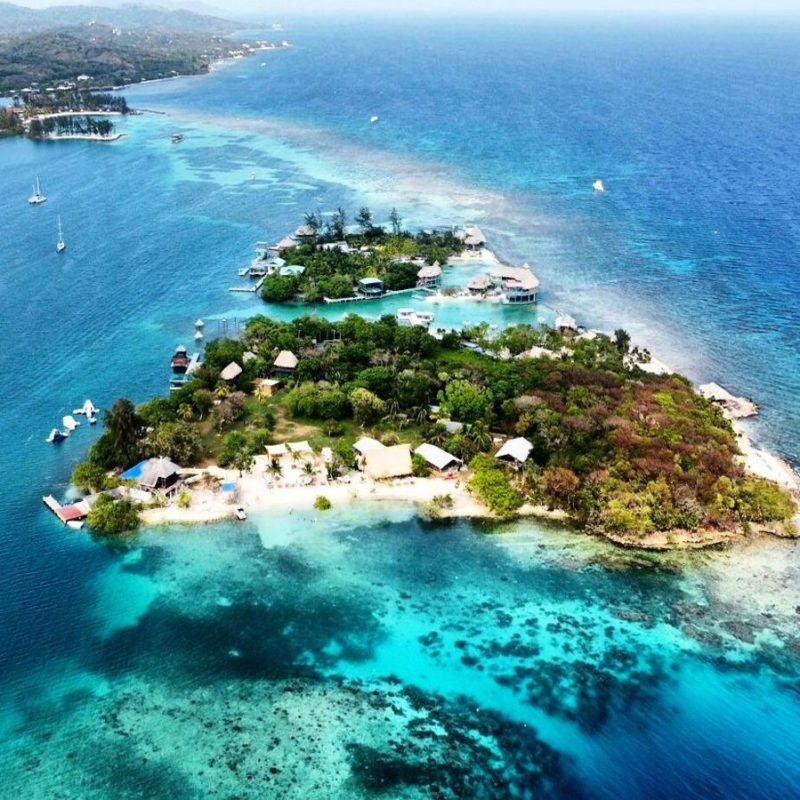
[302,461,316,478]
[467,420,492,452]
[267,458,283,479]
[177,403,195,422]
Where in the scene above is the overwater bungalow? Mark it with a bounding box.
[459,224,487,251]
[491,265,540,304]
[467,275,493,296]
[417,262,442,289]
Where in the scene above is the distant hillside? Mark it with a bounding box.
[0,24,231,90]
[0,2,240,36]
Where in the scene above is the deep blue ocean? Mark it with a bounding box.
[1,17,800,799]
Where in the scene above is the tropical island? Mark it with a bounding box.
[56,312,798,550]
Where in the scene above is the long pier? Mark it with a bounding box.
[323,286,420,305]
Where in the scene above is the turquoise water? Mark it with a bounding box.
[2,17,800,798]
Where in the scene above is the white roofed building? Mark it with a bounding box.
[363,444,413,480]
[414,443,462,473]
[495,437,533,465]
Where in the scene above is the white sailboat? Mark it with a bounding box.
[56,215,66,253]
[28,177,47,205]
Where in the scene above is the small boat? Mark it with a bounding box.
[47,428,68,443]
[28,177,47,205]
[62,415,80,431]
[370,115,380,124]
[235,507,247,521]
[66,520,85,531]
[56,215,66,253]
[171,133,184,144]
[88,413,97,425]
[171,345,190,373]
[593,180,606,193]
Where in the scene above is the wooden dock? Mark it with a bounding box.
[229,276,266,293]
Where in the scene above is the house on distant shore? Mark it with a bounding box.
[294,225,316,243]
[362,444,413,480]
[280,265,306,278]
[273,350,299,377]
[357,277,384,298]
[417,262,442,289]
[269,236,297,257]
[414,443,462,474]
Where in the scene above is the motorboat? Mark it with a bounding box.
[235,507,247,521]
[62,415,80,431]
[171,345,190,373]
[47,428,68,443]
[593,180,606,193]
[370,115,380,124]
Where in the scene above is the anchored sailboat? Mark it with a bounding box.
[28,176,47,205]
[56,215,66,253]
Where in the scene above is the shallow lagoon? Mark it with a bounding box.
[2,506,800,798]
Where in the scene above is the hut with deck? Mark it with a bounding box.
[414,443,462,474]
[494,437,533,466]
[273,350,299,377]
[363,444,413,481]
[467,275,493,296]
[265,443,289,459]
[357,277,385,298]
[122,457,182,495]
[417,262,443,289]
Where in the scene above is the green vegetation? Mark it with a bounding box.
[261,209,464,304]
[72,313,795,543]
[314,496,332,511]
[0,26,234,93]
[469,455,523,519]
[86,494,140,535]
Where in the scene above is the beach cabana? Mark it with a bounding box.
[495,437,533,465]
[273,350,299,376]
[220,361,243,382]
[414,443,462,474]
[287,441,314,456]
[265,443,289,458]
[357,277,384,298]
[363,444,413,481]
[417,262,443,288]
